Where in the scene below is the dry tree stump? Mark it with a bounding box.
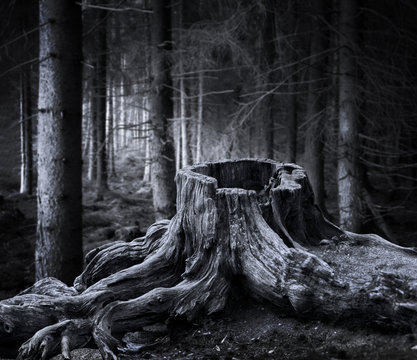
[1,159,417,359]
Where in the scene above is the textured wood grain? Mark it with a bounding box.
[1,159,416,360]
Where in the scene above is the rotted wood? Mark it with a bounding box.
[0,159,416,360]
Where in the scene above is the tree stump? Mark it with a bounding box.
[1,159,417,360]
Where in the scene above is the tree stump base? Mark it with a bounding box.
[1,159,416,359]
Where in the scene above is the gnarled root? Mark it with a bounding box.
[17,319,91,360]
[75,220,170,291]
[2,160,417,360]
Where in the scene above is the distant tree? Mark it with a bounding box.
[87,62,98,182]
[19,67,33,195]
[95,6,108,198]
[304,0,327,211]
[285,1,298,164]
[107,80,117,177]
[337,0,361,232]
[150,0,177,219]
[36,0,83,284]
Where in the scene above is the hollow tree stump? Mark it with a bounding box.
[1,159,417,360]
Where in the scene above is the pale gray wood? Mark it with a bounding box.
[1,159,416,360]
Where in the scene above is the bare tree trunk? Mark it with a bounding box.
[196,69,203,163]
[120,65,126,149]
[286,77,297,163]
[149,0,177,220]
[96,9,108,199]
[263,1,276,159]
[88,65,98,182]
[304,0,326,211]
[108,81,117,178]
[180,77,188,167]
[338,0,361,232]
[285,2,298,164]
[19,69,33,195]
[143,99,151,182]
[36,0,83,284]
[255,0,276,158]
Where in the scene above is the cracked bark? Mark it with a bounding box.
[1,159,416,360]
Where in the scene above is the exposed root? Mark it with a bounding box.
[17,320,91,360]
[1,160,417,359]
[75,220,170,291]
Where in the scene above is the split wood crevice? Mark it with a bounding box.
[1,159,416,360]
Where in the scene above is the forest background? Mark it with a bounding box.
[0,0,417,308]
[1,0,417,358]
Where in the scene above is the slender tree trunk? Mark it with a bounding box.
[88,67,98,182]
[19,69,33,195]
[143,2,153,182]
[36,0,83,284]
[108,81,117,177]
[338,0,361,232]
[255,0,276,158]
[263,1,276,159]
[285,2,298,163]
[174,100,181,171]
[180,77,188,167]
[304,0,326,211]
[96,9,108,198]
[286,77,297,163]
[120,71,126,149]
[82,97,91,159]
[143,98,151,182]
[196,69,203,163]
[150,0,177,219]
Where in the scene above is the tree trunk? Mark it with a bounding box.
[1,159,417,360]
[304,0,326,211]
[263,1,276,159]
[286,77,297,163]
[36,0,83,284]
[95,8,108,199]
[338,0,361,232]
[88,65,98,182]
[149,0,177,220]
[108,81,117,178]
[285,1,298,164]
[180,77,189,167]
[196,68,203,163]
[19,69,33,195]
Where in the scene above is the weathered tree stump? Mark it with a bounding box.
[1,159,417,359]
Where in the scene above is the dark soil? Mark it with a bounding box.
[1,153,417,359]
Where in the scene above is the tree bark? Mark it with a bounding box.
[2,159,417,360]
[149,0,177,220]
[284,1,298,164]
[196,68,203,163]
[88,64,98,182]
[36,0,83,284]
[95,7,108,199]
[107,82,117,178]
[19,69,33,195]
[304,0,326,211]
[338,0,361,232]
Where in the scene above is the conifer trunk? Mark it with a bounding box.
[338,0,361,231]
[304,0,326,211]
[96,8,108,198]
[149,0,177,219]
[19,69,33,195]
[36,0,83,284]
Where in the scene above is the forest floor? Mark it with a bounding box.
[1,153,417,359]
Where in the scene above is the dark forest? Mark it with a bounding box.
[0,0,417,359]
